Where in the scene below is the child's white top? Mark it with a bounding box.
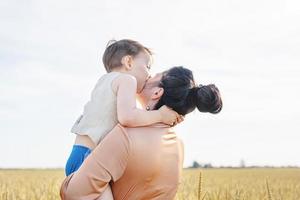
[71,72,121,144]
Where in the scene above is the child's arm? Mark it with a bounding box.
[115,74,178,127]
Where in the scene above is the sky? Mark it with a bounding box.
[0,0,299,168]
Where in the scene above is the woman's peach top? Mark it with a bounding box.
[60,123,184,200]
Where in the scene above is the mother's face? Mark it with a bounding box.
[137,73,164,109]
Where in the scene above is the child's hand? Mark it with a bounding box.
[159,105,182,126]
[176,115,185,126]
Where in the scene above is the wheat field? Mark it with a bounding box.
[0,168,299,200]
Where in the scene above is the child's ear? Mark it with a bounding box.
[121,55,133,71]
[152,88,164,100]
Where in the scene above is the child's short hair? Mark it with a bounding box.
[102,39,152,72]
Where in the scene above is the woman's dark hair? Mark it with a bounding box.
[154,66,222,115]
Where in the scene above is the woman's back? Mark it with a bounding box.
[111,124,184,200]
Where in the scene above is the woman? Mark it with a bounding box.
[60,66,222,200]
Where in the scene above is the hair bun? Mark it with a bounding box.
[192,84,222,114]
[153,66,222,116]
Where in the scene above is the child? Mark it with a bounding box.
[65,39,181,177]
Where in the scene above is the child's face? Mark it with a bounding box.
[130,51,152,93]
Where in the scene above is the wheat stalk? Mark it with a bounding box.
[201,191,207,200]
[266,178,273,200]
[198,171,202,200]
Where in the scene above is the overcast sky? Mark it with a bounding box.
[1,0,300,168]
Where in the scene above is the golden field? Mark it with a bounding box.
[0,168,299,200]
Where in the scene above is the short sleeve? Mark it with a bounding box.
[90,124,130,181]
[61,125,130,199]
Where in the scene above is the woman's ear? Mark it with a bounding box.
[121,55,132,70]
[152,87,164,100]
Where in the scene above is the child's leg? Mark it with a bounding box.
[96,185,114,200]
[65,145,92,176]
